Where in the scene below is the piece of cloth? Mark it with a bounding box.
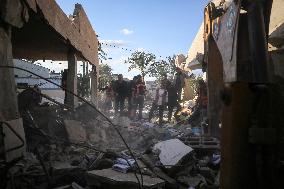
[112,164,131,173]
[115,158,136,167]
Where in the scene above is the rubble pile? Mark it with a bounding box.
[5,100,220,189]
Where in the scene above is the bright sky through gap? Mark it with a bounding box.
[43,0,209,80]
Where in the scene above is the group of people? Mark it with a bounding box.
[101,67,189,124]
[148,73,182,125]
[101,74,146,120]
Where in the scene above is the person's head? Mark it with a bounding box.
[137,75,142,82]
[162,73,167,80]
[133,76,138,82]
[118,74,123,81]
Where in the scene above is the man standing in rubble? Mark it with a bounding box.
[127,76,138,119]
[188,79,208,126]
[167,83,181,122]
[174,67,187,102]
[113,74,128,116]
[133,75,146,120]
[148,80,168,125]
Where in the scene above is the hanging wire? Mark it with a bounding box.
[99,42,170,61]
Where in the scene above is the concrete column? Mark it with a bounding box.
[91,65,97,105]
[66,50,78,109]
[0,24,25,163]
[0,26,19,120]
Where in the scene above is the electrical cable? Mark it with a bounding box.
[0,65,144,188]
[99,42,169,60]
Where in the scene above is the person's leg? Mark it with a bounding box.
[120,97,125,114]
[168,105,174,122]
[114,96,119,115]
[138,95,144,120]
[130,97,136,120]
[128,96,132,117]
[177,88,182,102]
[174,102,182,120]
[158,105,164,125]
[148,102,157,121]
[104,97,110,112]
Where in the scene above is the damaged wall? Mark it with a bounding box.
[12,0,99,66]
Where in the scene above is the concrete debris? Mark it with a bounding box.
[2,118,26,162]
[86,168,165,189]
[177,174,207,188]
[3,98,221,189]
[153,139,193,167]
[64,120,87,143]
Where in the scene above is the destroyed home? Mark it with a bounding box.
[0,0,284,189]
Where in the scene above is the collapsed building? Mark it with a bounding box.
[1,0,284,189]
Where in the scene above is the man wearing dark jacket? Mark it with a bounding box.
[167,83,181,122]
[113,74,128,115]
[127,76,138,119]
[133,75,146,120]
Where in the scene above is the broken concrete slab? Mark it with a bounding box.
[50,161,85,187]
[63,120,86,143]
[153,139,193,167]
[140,154,177,185]
[177,174,207,188]
[2,118,26,162]
[86,168,165,189]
